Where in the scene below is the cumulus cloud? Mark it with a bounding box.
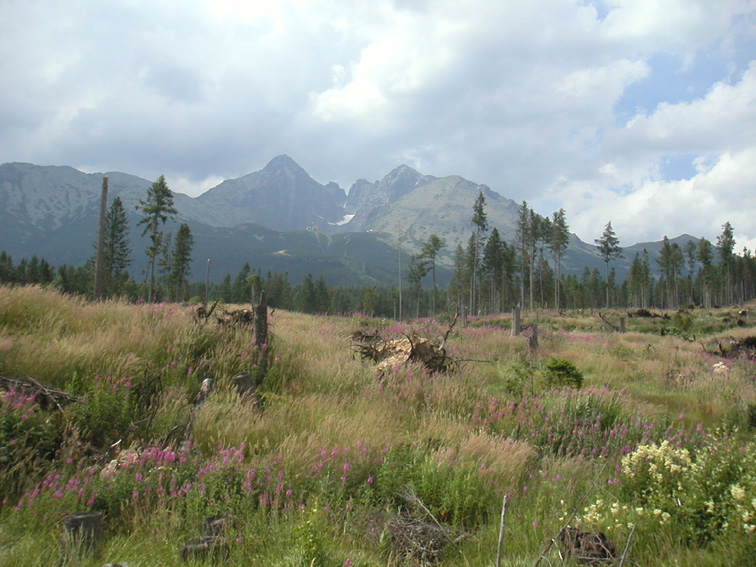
[551,58,756,251]
[0,0,754,248]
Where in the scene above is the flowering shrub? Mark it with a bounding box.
[574,436,756,545]
[479,387,693,460]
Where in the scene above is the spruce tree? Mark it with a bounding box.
[549,208,569,310]
[595,222,623,308]
[168,223,194,301]
[697,237,714,308]
[420,234,444,315]
[716,222,735,305]
[470,191,488,314]
[515,201,531,309]
[481,228,504,313]
[137,175,177,302]
[102,196,132,297]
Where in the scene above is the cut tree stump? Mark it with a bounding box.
[60,512,104,562]
[180,535,230,564]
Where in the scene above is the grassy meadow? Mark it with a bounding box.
[2,283,756,566]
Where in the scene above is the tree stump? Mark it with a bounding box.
[528,324,538,351]
[512,307,521,336]
[232,372,261,407]
[203,515,233,536]
[180,535,230,564]
[193,378,214,406]
[60,512,104,561]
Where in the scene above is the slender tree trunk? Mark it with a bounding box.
[605,261,610,309]
[93,176,108,299]
[431,263,437,316]
[148,258,155,303]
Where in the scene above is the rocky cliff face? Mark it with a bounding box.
[195,155,346,231]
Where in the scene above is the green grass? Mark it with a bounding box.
[1,284,756,566]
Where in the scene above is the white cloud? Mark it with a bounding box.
[1,0,755,248]
[557,148,756,251]
[621,62,756,153]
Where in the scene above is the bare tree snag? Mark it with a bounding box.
[93,175,108,299]
[254,291,269,382]
[512,307,521,336]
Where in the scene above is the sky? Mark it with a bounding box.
[1,0,755,250]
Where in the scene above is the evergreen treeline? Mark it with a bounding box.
[439,196,756,315]
[2,186,755,316]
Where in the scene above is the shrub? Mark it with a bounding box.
[544,358,583,389]
[374,443,496,528]
[575,436,756,547]
[67,374,134,448]
[0,390,60,498]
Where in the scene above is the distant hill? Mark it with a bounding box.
[0,157,697,284]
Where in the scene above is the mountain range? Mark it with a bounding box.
[0,156,696,286]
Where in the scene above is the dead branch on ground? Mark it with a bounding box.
[351,316,459,374]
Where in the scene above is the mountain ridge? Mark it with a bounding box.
[0,157,699,284]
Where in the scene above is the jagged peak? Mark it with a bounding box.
[384,164,422,179]
[264,154,302,171]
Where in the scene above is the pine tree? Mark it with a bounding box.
[137,175,177,302]
[696,238,714,308]
[168,223,194,301]
[420,234,444,315]
[298,273,318,313]
[156,232,173,300]
[449,243,469,313]
[683,239,697,305]
[657,236,683,308]
[218,274,232,302]
[314,275,330,313]
[515,201,531,309]
[0,251,14,283]
[595,222,623,308]
[407,254,429,317]
[549,208,569,310]
[628,250,651,308]
[102,196,132,297]
[470,191,488,315]
[716,221,736,305]
[481,228,504,313]
[232,263,252,303]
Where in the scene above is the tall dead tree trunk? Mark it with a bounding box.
[93,175,108,299]
[254,291,269,382]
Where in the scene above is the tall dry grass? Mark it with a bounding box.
[3,285,756,566]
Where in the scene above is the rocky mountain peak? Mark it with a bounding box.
[264,154,303,174]
[380,164,428,201]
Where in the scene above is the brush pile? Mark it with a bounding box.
[0,375,81,410]
[712,335,756,359]
[387,516,450,563]
[351,315,459,374]
[193,301,254,326]
[558,527,617,564]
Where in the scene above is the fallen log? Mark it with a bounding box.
[0,375,81,411]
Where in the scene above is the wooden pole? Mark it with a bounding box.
[254,291,269,383]
[204,259,211,306]
[93,175,108,299]
[496,495,508,567]
[512,307,521,336]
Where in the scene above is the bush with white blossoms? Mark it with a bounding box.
[712,361,730,376]
[571,435,756,545]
